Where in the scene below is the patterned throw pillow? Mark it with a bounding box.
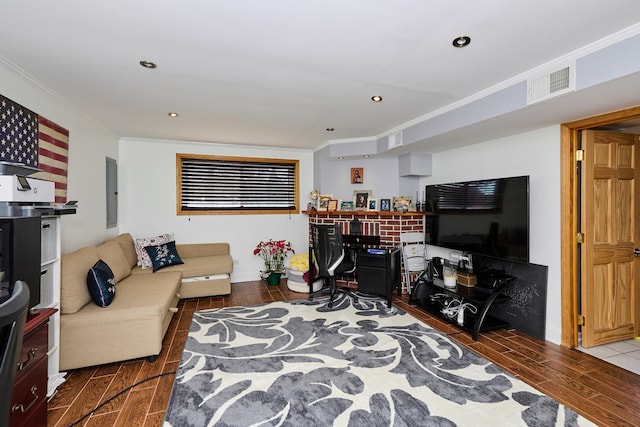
[87,259,116,307]
[134,233,174,269]
[144,241,185,272]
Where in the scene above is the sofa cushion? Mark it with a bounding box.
[96,240,131,282]
[175,242,230,258]
[134,233,174,269]
[61,247,100,314]
[131,254,232,278]
[145,241,184,272]
[113,233,138,268]
[87,260,116,307]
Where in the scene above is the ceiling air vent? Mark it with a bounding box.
[388,131,403,150]
[527,63,575,105]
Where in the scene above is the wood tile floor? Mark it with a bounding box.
[47,281,640,427]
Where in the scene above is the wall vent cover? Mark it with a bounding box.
[388,131,403,149]
[527,63,575,105]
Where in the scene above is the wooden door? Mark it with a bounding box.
[580,130,640,347]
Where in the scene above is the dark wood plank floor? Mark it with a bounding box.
[47,281,640,427]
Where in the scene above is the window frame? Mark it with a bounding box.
[176,153,300,215]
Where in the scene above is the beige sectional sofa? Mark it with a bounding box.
[59,233,232,371]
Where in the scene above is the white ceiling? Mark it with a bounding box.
[1,1,640,151]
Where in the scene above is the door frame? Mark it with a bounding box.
[560,105,640,347]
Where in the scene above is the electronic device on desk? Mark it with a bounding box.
[0,173,55,217]
[366,248,386,255]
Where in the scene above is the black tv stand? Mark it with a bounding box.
[411,275,514,340]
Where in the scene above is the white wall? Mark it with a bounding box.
[0,61,121,253]
[315,149,407,202]
[421,125,562,343]
[118,138,314,283]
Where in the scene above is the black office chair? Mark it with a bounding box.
[0,281,30,427]
[310,224,358,308]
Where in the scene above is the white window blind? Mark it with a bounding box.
[178,154,299,214]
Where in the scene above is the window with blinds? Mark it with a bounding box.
[434,180,502,211]
[177,154,299,215]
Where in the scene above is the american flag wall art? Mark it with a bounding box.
[0,94,69,203]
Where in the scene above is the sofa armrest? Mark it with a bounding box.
[176,242,230,258]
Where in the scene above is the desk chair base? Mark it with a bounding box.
[309,276,359,308]
[328,280,358,308]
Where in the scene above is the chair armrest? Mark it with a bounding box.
[327,250,345,276]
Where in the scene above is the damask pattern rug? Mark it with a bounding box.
[164,294,595,426]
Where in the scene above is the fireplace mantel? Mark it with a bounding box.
[304,210,424,248]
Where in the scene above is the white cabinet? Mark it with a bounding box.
[35,216,65,397]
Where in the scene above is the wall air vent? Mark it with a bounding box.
[527,62,575,105]
[387,131,403,150]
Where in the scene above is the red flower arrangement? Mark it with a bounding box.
[253,239,295,274]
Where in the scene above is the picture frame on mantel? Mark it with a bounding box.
[353,190,371,210]
[318,195,333,211]
[368,198,378,211]
[340,200,354,211]
[380,198,391,212]
[392,196,412,212]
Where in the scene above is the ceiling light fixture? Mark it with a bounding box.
[371,95,383,102]
[452,36,471,48]
[168,112,179,117]
[363,155,370,158]
[326,128,335,131]
[139,60,157,69]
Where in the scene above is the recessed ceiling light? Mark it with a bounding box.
[168,112,179,117]
[338,156,344,160]
[139,60,157,69]
[363,155,370,158]
[371,95,383,102]
[326,128,335,131]
[452,36,471,48]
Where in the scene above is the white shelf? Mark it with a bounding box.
[39,216,63,395]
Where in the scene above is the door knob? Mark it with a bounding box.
[634,248,640,257]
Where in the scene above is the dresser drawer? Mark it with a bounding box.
[10,356,48,427]
[14,321,48,382]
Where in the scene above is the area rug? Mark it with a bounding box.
[164,294,594,426]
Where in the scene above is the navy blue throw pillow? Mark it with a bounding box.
[87,259,116,307]
[144,241,184,272]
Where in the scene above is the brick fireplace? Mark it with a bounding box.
[306,211,424,289]
[306,211,423,247]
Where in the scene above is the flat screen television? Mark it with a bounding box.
[424,175,529,262]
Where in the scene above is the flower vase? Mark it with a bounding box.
[266,272,281,286]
